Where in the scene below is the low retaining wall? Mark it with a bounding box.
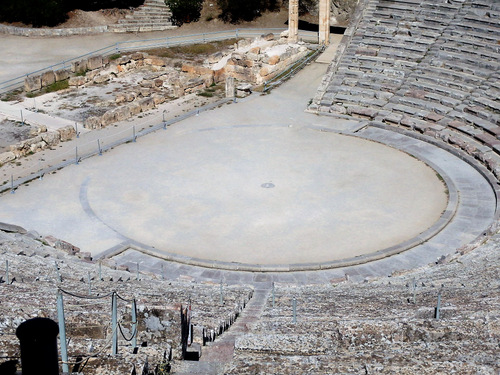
[0,24,109,37]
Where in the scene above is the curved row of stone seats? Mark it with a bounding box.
[0,228,252,374]
[109,0,176,33]
[312,0,500,179]
[226,235,500,374]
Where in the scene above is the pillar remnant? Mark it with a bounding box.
[319,0,331,45]
[288,0,299,43]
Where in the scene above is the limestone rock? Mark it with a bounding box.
[139,97,155,112]
[0,151,16,166]
[68,76,86,87]
[40,131,60,146]
[72,60,87,74]
[113,106,131,122]
[54,69,71,82]
[84,116,102,129]
[87,56,103,71]
[57,125,76,141]
[24,76,42,92]
[100,110,117,127]
[41,71,56,87]
[93,74,110,84]
[127,102,142,116]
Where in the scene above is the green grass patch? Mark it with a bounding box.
[109,53,122,61]
[146,39,241,58]
[198,91,214,97]
[45,79,69,93]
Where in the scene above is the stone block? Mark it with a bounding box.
[68,76,86,87]
[24,75,42,92]
[113,106,131,122]
[101,110,117,127]
[152,94,166,105]
[261,33,275,41]
[93,74,110,84]
[57,125,76,141]
[71,60,87,74]
[127,102,142,116]
[268,55,280,65]
[144,57,166,67]
[84,116,102,129]
[131,52,144,60]
[87,55,103,71]
[40,71,56,87]
[40,131,60,146]
[139,97,155,112]
[54,68,71,82]
[0,151,16,166]
[115,93,127,104]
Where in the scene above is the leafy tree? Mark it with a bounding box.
[0,0,145,27]
[217,0,280,24]
[165,0,204,26]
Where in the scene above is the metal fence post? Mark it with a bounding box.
[435,292,442,320]
[292,298,297,323]
[132,299,138,349]
[75,147,79,165]
[98,261,102,280]
[88,272,91,295]
[5,260,9,284]
[57,290,69,374]
[220,279,224,306]
[54,261,62,283]
[10,175,15,194]
[272,282,275,307]
[132,126,136,142]
[98,139,102,156]
[111,292,118,355]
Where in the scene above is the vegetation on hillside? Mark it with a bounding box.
[0,0,144,27]
[217,0,281,23]
[165,0,204,26]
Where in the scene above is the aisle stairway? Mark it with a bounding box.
[109,0,176,33]
[173,286,271,374]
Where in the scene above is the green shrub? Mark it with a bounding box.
[165,0,204,26]
[217,0,280,23]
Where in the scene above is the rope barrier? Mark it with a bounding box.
[117,321,137,342]
[115,292,134,303]
[58,287,113,300]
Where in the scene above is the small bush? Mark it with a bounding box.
[109,53,122,61]
[217,0,280,23]
[165,0,204,26]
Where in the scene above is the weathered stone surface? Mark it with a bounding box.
[54,68,71,82]
[24,75,42,92]
[131,52,144,60]
[68,76,86,87]
[100,110,116,127]
[57,125,76,141]
[0,151,16,166]
[84,116,102,129]
[139,97,155,112]
[40,131,60,146]
[113,106,131,122]
[144,57,165,67]
[115,93,127,104]
[152,94,166,105]
[127,102,142,116]
[261,33,274,41]
[182,65,213,76]
[93,74,110,84]
[41,71,56,87]
[268,55,280,65]
[71,59,87,74]
[87,56,103,71]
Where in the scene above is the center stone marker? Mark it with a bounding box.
[87,125,448,266]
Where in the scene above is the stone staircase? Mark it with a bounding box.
[172,286,271,374]
[109,0,177,33]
